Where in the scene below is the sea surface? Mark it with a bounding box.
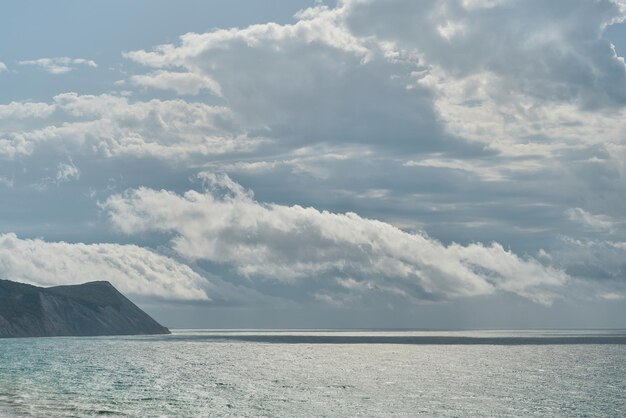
[0,330,625,417]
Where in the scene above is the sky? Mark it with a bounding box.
[1,0,626,329]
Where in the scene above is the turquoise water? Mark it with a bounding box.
[0,330,625,417]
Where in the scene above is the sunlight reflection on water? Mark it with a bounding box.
[0,330,625,417]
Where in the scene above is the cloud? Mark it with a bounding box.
[0,0,625,319]
[566,207,615,231]
[405,157,496,180]
[0,233,209,301]
[121,0,626,165]
[30,159,81,190]
[115,0,626,200]
[56,159,80,183]
[123,4,453,153]
[4,0,623,186]
[0,101,56,120]
[0,176,13,188]
[19,57,97,74]
[552,237,626,298]
[0,93,254,162]
[0,62,6,72]
[103,173,567,304]
[344,0,626,108]
[128,70,222,96]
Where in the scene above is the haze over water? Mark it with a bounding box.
[1,330,625,417]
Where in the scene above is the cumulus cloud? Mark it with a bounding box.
[103,174,567,304]
[0,93,254,161]
[115,0,626,192]
[0,233,209,301]
[6,0,624,181]
[0,101,56,120]
[122,0,626,157]
[0,62,6,72]
[19,57,97,74]
[128,70,222,96]
[344,0,626,108]
[1,0,625,318]
[123,4,451,153]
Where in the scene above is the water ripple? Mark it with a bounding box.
[0,330,624,417]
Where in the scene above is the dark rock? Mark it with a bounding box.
[0,280,170,338]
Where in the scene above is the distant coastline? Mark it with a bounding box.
[159,329,626,345]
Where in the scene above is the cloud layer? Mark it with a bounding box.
[344,0,626,108]
[0,93,248,161]
[19,57,97,74]
[103,174,567,305]
[0,0,625,322]
[0,233,209,301]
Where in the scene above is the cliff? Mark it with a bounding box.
[0,280,170,338]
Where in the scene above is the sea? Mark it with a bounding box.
[0,330,625,417]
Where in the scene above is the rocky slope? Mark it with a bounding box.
[0,280,170,338]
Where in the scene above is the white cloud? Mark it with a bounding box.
[128,70,222,96]
[0,233,209,301]
[566,208,615,231]
[0,62,7,72]
[0,93,256,161]
[4,0,623,180]
[437,20,466,40]
[0,101,56,119]
[19,57,97,74]
[0,0,624,316]
[123,5,445,152]
[2,1,622,172]
[56,159,80,183]
[0,0,623,331]
[30,159,81,190]
[344,0,626,108]
[103,173,567,304]
[405,157,496,179]
[116,0,626,182]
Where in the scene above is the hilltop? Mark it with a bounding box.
[0,280,170,338]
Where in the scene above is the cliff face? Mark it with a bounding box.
[0,280,170,338]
